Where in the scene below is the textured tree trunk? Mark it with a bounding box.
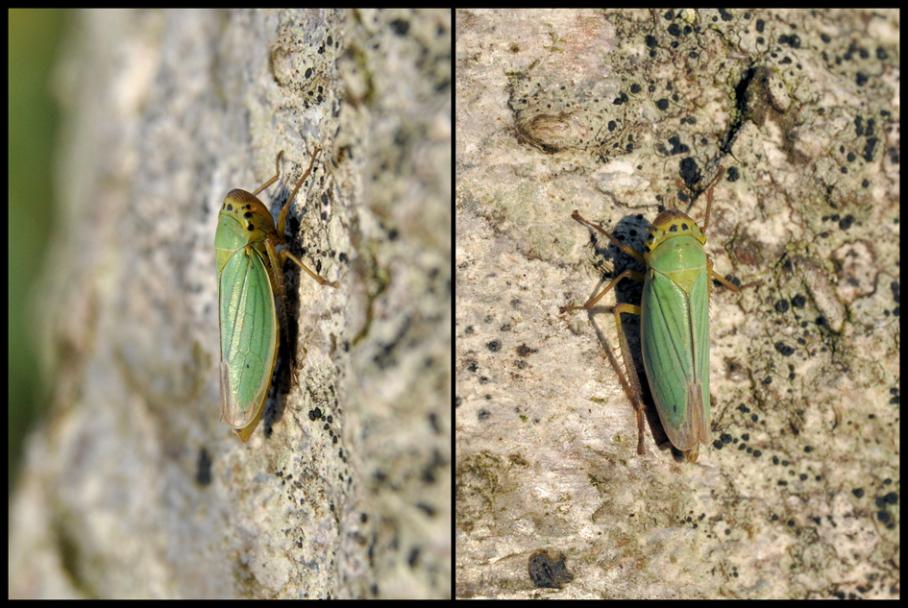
[455,8,898,599]
[10,9,451,599]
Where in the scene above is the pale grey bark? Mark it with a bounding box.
[10,9,451,599]
[456,9,898,599]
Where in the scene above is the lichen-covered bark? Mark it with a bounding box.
[456,9,898,599]
[9,8,451,599]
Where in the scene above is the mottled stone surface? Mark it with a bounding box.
[456,9,898,599]
[9,9,451,599]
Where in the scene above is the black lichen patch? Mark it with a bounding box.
[667,134,689,155]
[516,343,538,357]
[528,550,574,589]
[389,18,410,37]
[679,157,701,188]
[196,447,212,487]
[428,412,441,434]
[407,546,421,568]
[421,448,447,485]
[415,501,437,517]
[373,316,413,369]
[774,341,795,357]
[721,66,757,152]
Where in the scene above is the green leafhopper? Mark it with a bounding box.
[215,148,337,442]
[561,169,739,462]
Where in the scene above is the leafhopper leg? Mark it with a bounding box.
[560,269,644,314]
[707,258,741,293]
[699,165,725,235]
[611,302,647,455]
[277,146,322,236]
[252,150,285,196]
[570,210,646,264]
[280,249,338,288]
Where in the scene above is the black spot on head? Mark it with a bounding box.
[669,224,678,232]
[244,211,253,219]
[245,204,251,210]
[681,223,688,230]
[226,203,233,211]
[247,223,255,231]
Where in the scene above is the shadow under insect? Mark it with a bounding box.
[260,182,297,437]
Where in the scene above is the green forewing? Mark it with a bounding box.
[640,263,710,451]
[215,215,250,274]
[218,246,278,430]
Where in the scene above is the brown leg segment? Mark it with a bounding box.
[699,165,725,235]
[280,249,338,288]
[610,302,647,455]
[570,211,646,264]
[569,296,649,455]
[707,258,740,294]
[263,147,336,288]
[277,146,322,236]
[560,269,644,314]
[566,211,649,454]
[252,150,285,196]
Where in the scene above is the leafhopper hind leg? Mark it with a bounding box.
[564,297,649,455]
[263,249,335,436]
[563,210,649,454]
[611,302,648,456]
[561,276,648,452]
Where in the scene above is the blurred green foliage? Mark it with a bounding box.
[9,9,67,489]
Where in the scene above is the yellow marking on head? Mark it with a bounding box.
[643,209,706,258]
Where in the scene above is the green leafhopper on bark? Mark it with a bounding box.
[561,169,739,462]
[215,148,337,442]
